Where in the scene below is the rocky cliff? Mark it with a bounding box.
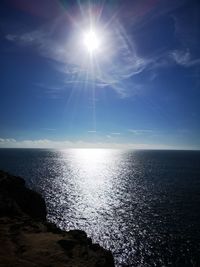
[0,170,115,267]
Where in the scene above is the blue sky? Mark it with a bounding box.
[0,0,200,149]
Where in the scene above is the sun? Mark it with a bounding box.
[83,28,101,55]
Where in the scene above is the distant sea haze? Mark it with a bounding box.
[0,148,200,266]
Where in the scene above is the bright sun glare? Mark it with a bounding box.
[83,28,101,54]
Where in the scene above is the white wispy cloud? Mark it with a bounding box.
[0,138,16,143]
[0,137,180,150]
[111,132,121,135]
[128,129,153,135]
[4,0,196,98]
[5,29,67,64]
[6,34,17,41]
[5,17,150,98]
[170,49,200,67]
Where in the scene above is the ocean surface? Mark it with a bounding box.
[0,148,200,266]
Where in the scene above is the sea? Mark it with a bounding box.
[0,148,200,266]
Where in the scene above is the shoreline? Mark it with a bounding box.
[0,170,115,267]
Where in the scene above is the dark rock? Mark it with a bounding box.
[58,239,77,250]
[91,243,102,252]
[0,170,115,267]
[68,229,88,242]
[45,221,64,234]
[0,170,46,220]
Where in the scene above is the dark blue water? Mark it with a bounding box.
[0,148,200,266]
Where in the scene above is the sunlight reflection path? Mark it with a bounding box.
[46,149,146,266]
[62,149,119,213]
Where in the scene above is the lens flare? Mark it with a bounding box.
[83,29,101,54]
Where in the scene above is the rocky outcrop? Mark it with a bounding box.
[0,170,46,220]
[0,170,115,267]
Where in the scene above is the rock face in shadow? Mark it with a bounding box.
[0,170,46,220]
[0,170,115,267]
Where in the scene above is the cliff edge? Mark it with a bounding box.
[0,170,115,267]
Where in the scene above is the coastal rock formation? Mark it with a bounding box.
[0,170,115,267]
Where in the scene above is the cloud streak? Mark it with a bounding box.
[4,0,199,98]
[128,129,153,135]
[170,49,200,67]
[111,132,121,135]
[0,137,181,150]
[5,13,151,97]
